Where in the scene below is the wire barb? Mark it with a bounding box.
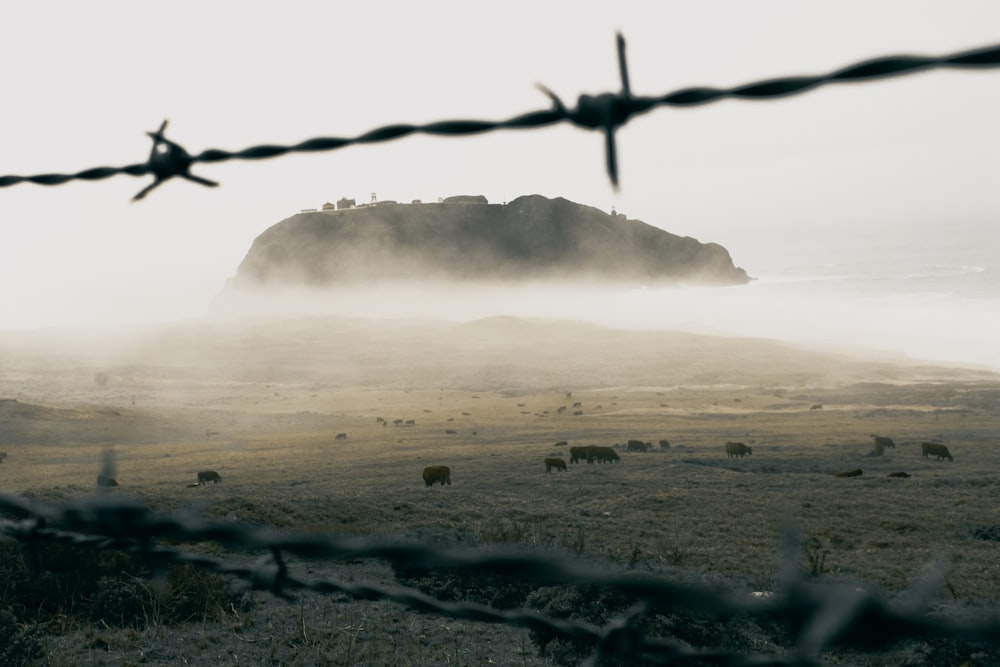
[0,38,998,199]
[132,120,218,201]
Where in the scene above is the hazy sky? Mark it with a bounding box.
[1,1,998,332]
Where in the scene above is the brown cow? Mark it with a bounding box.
[834,468,863,478]
[887,471,911,478]
[725,442,752,458]
[423,465,452,486]
[335,432,347,440]
[569,446,593,464]
[544,457,567,473]
[97,474,119,488]
[872,435,896,449]
[921,442,953,461]
[588,446,620,463]
[197,470,222,484]
[627,439,651,452]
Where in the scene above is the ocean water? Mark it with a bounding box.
[603,233,1000,371]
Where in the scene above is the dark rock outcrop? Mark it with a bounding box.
[222,194,750,289]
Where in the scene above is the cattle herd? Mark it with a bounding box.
[421,433,955,488]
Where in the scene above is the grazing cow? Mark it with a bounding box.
[335,432,347,440]
[197,470,222,484]
[834,468,863,478]
[405,419,416,426]
[544,457,567,473]
[921,442,953,461]
[627,439,648,452]
[445,429,457,435]
[569,446,592,464]
[423,465,451,487]
[554,440,568,447]
[588,446,620,463]
[872,435,896,449]
[0,451,6,462]
[96,474,119,488]
[810,404,823,411]
[659,440,671,450]
[572,401,582,408]
[725,442,752,458]
[887,471,911,478]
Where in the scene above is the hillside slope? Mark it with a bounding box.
[221,194,750,291]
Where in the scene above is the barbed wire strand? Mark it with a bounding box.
[1,36,998,200]
[2,491,999,666]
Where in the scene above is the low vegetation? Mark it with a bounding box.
[1,318,998,665]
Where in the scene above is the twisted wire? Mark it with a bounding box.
[1,37,997,199]
[2,492,998,666]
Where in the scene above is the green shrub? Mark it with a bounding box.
[0,537,243,630]
[0,607,41,667]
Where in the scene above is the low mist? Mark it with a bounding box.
[211,277,998,372]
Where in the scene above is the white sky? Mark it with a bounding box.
[1,1,998,332]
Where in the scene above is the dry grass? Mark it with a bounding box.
[1,316,999,665]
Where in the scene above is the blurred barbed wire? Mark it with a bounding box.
[1,35,998,200]
[2,490,998,665]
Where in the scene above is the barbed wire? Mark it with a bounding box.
[2,491,998,665]
[1,35,998,200]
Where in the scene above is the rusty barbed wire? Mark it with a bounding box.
[1,35,998,200]
[2,491,998,665]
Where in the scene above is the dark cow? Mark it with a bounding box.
[96,474,119,488]
[872,435,896,449]
[725,442,752,458]
[544,457,567,473]
[834,468,863,478]
[921,442,953,461]
[659,440,671,450]
[569,446,593,464]
[554,440,568,447]
[627,439,650,452]
[588,446,620,463]
[887,471,911,478]
[335,432,347,440]
[423,465,452,486]
[0,451,6,462]
[197,470,222,484]
[810,404,823,411]
[445,429,458,435]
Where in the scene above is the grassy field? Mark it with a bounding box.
[1,316,999,665]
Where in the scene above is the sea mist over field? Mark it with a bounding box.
[211,259,1000,373]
